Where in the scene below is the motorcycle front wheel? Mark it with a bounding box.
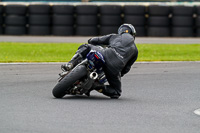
[52,65,87,98]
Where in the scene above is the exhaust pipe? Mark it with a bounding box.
[89,72,98,80]
[81,72,98,93]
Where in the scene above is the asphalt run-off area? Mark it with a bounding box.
[1,36,200,44]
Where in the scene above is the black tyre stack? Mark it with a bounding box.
[171,6,194,37]
[0,5,3,34]
[99,5,122,35]
[52,5,74,36]
[147,5,171,37]
[123,5,146,36]
[75,5,99,36]
[28,4,51,35]
[195,6,200,37]
[4,5,27,35]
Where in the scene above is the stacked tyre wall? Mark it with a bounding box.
[4,5,27,35]
[52,5,74,35]
[99,5,122,35]
[171,6,194,37]
[0,5,3,34]
[28,5,51,35]
[75,5,98,36]
[123,5,146,36]
[0,4,200,37]
[196,6,200,37]
[147,5,171,37]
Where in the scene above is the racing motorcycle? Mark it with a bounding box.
[52,50,107,98]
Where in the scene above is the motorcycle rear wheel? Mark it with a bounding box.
[52,65,87,98]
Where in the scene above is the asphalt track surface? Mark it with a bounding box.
[0,36,200,132]
[0,62,200,133]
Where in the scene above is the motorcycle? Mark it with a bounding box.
[52,50,107,98]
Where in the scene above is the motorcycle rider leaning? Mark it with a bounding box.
[61,24,138,99]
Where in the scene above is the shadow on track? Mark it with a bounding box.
[62,95,112,100]
[51,95,134,102]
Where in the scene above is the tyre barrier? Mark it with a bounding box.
[171,6,194,37]
[147,5,171,37]
[4,5,27,35]
[0,4,200,37]
[75,5,98,36]
[99,5,122,35]
[0,5,3,34]
[196,6,200,37]
[28,4,51,35]
[52,5,74,36]
[123,5,146,36]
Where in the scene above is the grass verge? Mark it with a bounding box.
[0,42,200,62]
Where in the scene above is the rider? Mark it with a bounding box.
[61,23,138,99]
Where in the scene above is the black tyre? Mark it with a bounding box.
[100,15,122,26]
[76,5,98,15]
[172,16,193,26]
[76,15,98,26]
[124,15,145,26]
[29,4,50,14]
[196,28,200,37]
[0,26,3,34]
[172,27,194,37]
[100,26,118,35]
[172,6,194,16]
[5,5,27,15]
[135,26,146,37]
[52,26,74,36]
[52,14,74,26]
[5,26,26,35]
[0,5,3,25]
[196,16,200,27]
[148,16,170,27]
[147,27,170,37]
[148,5,170,16]
[76,26,98,36]
[28,25,50,35]
[196,6,200,15]
[52,5,74,14]
[123,5,146,15]
[0,15,3,24]
[29,14,51,25]
[5,15,26,26]
[0,5,4,14]
[100,5,122,15]
[52,65,87,98]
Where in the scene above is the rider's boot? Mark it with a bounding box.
[92,84,120,99]
[84,82,101,97]
[61,53,82,71]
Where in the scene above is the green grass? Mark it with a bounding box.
[0,42,200,62]
[137,44,200,61]
[0,42,82,62]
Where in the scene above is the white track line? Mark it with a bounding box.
[194,109,200,116]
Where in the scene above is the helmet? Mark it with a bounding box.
[118,24,136,37]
